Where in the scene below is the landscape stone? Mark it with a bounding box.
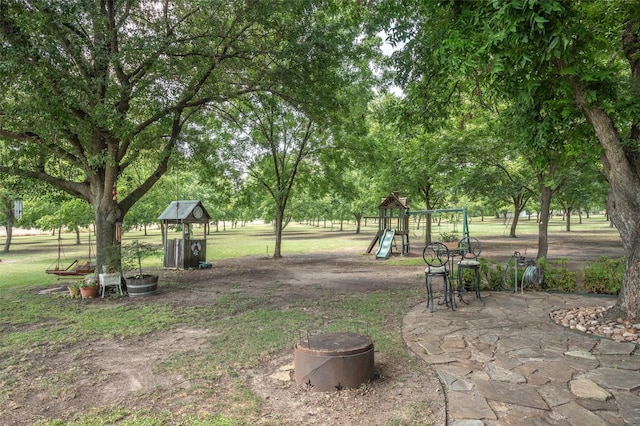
[594,338,636,355]
[598,354,640,370]
[443,335,467,350]
[575,397,619,412]
[554,401,609,426]
[583,367,640,391]
[451,420,484,426]
[485,363,526,384]
[537,384,576,407]
[448,390,496,420]
[612,390,640,425]
[403,291,632,425]
[564,350,596,360]
[569,378,611,401]
[474,378,549,410]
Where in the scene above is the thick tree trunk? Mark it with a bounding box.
[563,20,640,320]
[579,104,640,321]
[537,186,553,260]
[94,204,121,273]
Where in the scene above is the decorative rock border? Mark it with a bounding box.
[550,305,640,344]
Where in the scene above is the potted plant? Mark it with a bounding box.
[440,231,460,249]
[79,274,99,298]
[68,282,81,297]
[122,240,161,297]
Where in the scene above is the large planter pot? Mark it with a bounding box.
[444,241,460,250]
[80,284,99,299]
[125,274,159,297]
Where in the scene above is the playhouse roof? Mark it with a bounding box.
[379,191,409,209]
[158,200,210,224]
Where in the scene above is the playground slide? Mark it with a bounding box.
[375,229,396,259]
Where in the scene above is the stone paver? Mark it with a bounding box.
[402,291,639,425]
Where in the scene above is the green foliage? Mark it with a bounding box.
[36,198,93,232]
[479,258,505,290]
[79,274,98,289]
[459,268,478,290]
[0,0,376,269]
[481,256,578,293]
[121,240,161,277]
[582,256,624,295]
[439,231,459,242]
[537,257,577,292]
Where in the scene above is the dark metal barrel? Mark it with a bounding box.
[294,332,374,392]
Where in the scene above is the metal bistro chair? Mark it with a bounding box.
[457,237,482,301]
[422,242,455,313]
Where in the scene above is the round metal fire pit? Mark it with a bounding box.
[294,331,374,392]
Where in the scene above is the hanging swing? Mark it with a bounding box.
[46,228,95,277]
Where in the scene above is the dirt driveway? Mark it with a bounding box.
[3,230,624,425]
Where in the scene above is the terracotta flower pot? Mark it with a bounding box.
[80,284,99,299]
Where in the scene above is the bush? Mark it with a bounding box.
[479,258,505,290]
[537,257,576,292]
[439,231,459,242]
[472,255,623,296]
[582,256,624,295]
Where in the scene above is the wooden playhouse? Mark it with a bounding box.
[158,200,211,269]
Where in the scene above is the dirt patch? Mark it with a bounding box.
[249,350,443,425]
[1,230,624,425]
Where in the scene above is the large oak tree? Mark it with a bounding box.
[0,0,371,270]
[378,0,640,319]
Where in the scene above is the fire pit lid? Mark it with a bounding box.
[296,331,373,356]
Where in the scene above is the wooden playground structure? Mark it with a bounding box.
[367,191,469,258]
[366,192,410,258]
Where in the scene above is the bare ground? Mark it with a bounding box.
[1,231,624,425]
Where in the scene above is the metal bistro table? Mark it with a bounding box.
[447,247,469,304]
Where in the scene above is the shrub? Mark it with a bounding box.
[439,231,459,242]
[537,257,576,292]
[459,268,478,290]
[582,256,624,295]
[121,240,162,278]
[479,258,506,290]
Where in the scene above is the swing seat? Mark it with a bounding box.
[46,259,78,275]
[46,260,94,276]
